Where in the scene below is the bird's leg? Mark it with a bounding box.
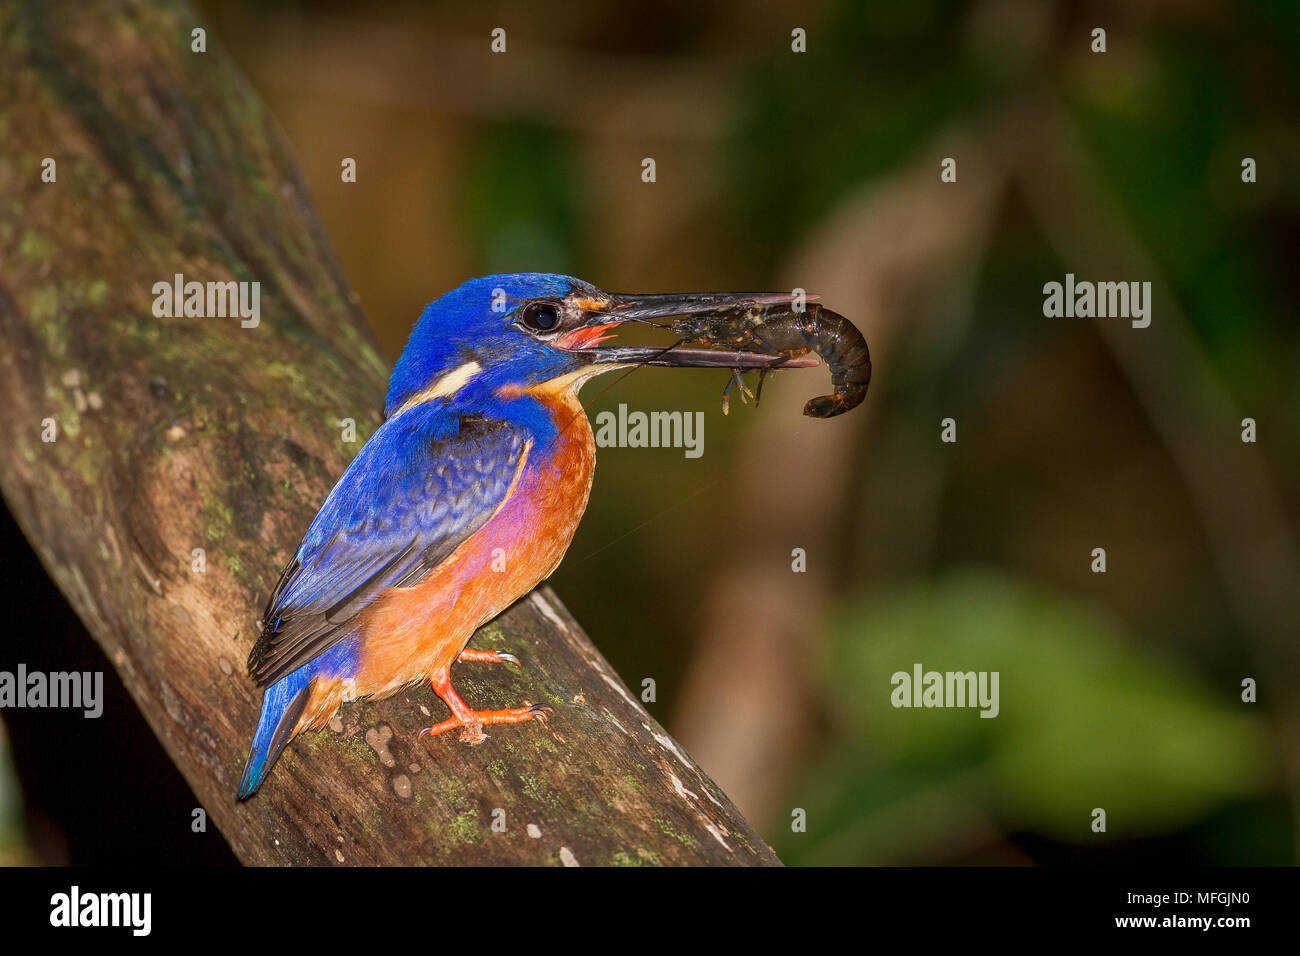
[456,647,521,667]
[419,673,552,739]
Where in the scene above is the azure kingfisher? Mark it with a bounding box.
[237,273,813,798]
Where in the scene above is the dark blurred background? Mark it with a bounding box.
[2,0,1297,865]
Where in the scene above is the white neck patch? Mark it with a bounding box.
[392,361,482,417]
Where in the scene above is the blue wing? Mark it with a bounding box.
[247,407,531,686]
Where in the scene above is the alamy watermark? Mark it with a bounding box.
[50,886,150,936]
[0,664,103,718]
[891,663,999,718]
[152,273,260,328]
[593,403,704,459]
[1042,273,1151,328]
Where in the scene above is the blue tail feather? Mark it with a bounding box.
[237,668,312,799]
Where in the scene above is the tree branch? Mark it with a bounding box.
[0,0,779,866]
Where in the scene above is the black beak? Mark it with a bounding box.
[569,291,819,369]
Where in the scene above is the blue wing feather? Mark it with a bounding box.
[247,403,531,686]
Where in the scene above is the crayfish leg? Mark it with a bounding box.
[754,367,770,407]
[720,369,755,415]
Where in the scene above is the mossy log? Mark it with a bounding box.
[0,0,780,866]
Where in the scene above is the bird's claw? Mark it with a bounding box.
[528,702,554,723]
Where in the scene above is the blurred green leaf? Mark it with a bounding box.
[779,569,1276,862]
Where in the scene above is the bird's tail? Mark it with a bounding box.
[237,668,312,799]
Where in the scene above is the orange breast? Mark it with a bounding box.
[351,389,596,698]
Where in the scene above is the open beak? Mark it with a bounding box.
[559,291,820,369]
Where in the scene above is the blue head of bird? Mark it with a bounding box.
[385,272,811,420]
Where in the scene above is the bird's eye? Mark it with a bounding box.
[519,302,560,332]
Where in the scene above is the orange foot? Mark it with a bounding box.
[456,647,521,667]
[419,674,553,739]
